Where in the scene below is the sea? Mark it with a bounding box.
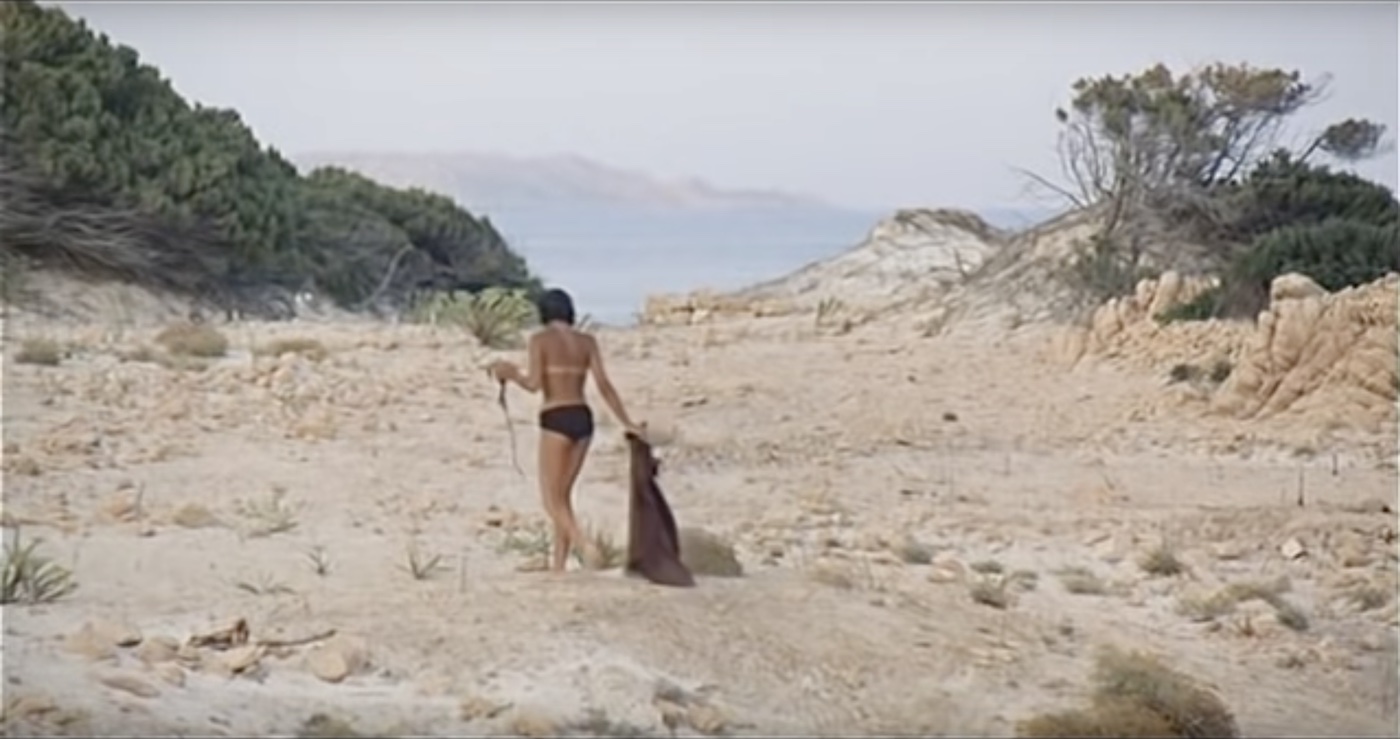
[487,203,1049,326]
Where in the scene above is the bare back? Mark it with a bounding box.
[533,326,595,410]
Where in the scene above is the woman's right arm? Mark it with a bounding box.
[588,335,639,432]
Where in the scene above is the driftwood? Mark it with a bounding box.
[186,617,336,651]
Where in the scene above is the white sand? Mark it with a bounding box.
[1,308,1395,737]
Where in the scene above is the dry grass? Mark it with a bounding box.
[155,322,228,358]
[14,338,62,366]
[894,537,934,565]
[1,528,77,605]
[234,489,299,538]
[1176,577,1308,631]
[969,576,1010,609]
[970,559,1005,575]
[1056,566,1109,595]
[255,337,329,362]
[297,713,361,738]
[1138,545,1186,577]
[678,527,743,578]
[403,542,445,581]
[584,523,624,571]
[1017,647,1239,738]
[306,545,332,577]
[498,524,551,560]
[1344,583,1391,612]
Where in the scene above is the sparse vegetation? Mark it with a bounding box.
[969,576,1010,609]
[235,572,295,596]
[1176,577,1309,631]
[1344,584,1391,612]
[583,523,624,571]
[14,337,62,366]
[234,488,299,537]
[256,337,329,362]
[1009,569,1040,592]
[306,545,332,577]
[297,713,362,738]
[970,559,1005,575]
[155,322,229,358]
[1,528,78,605]
[1017,647,1239,738]
[1138,545,1186,577]
[815,296,845,327]
[411,287,537,348]
[404,542,445,581]
[498,523,551,561]
[894,537,934,565]
[564,708,648,738]
[1056,566,1109,595]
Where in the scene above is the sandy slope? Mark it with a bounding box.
[1,312,1396,737]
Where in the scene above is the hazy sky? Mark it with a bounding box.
[54,1,1400,211]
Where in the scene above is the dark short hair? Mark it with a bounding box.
[536,288,576,325]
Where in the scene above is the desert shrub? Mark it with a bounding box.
[1067,233,1158,306]
[155,322,228,357]
[14,337,61,366]
[1164,156,1399,322]
[1222,151,1399,240]
[1018,647,1238,738]
[678,527,743,578]
[2,528,78,605]
[1138,545,1186,577]
[1234,218,1398,292]
[411,287,536,349]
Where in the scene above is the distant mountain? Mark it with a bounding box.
[293,150,834,214]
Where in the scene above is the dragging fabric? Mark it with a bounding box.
[625,432,696,587]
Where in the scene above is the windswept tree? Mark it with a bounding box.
[1024,61,1391,305]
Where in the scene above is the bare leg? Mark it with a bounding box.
[538,430,573,573]
[556,436,594,566]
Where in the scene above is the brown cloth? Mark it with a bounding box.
[625,432,696,587]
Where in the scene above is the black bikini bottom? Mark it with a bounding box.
[539,404,594,442]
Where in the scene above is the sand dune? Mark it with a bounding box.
[2,272,1395,736]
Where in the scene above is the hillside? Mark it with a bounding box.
[0,1,536,318]
[293,151,835,214]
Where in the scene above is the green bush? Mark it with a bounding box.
[411,287,537,348]
[1163,154,1399,322]
[0,0,536,311]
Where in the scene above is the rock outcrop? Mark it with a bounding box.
[639,208,1005,325]
[1212,273,1397,429]
[1063,270,1398,432]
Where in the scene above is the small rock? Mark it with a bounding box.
[152,663,186,688]
[1280,538,1307,560]
[1231,601,1284,639]
[506,708,558,738]
[927,561,964,584]
[171,504,220,529]
[94,619,143,648]
[96,671,160,699]
[305,635,369,683]
[135,635,179,665]
[221,645,264,674]
[686,703,728,735]
[460,694,511,721]
[1211,542,1247,561]
[5,693,57,720]
[64,627,117,663]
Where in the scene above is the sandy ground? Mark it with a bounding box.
[1,313,1396,737]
